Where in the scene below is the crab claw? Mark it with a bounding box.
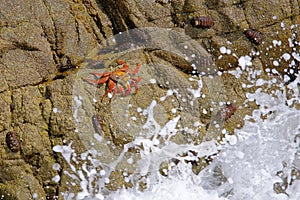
[89,71,111,78]
[128,63,141,75]
[116,59,129,71]
[82,76,110,85]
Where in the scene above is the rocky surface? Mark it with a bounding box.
[0,0,299,199]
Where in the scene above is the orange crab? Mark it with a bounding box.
[83,59,141,102]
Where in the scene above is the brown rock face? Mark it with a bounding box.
[0,0,299,199]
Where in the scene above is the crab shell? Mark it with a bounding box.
[83,59,141,102]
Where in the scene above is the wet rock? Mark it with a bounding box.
[11,87,46,127]
[0,0,109,198]
[0,91,12,132]
[46,76,83,141]
[0,49,55,88]
[106,170,133,191]
[218,5,247,30]
[0,0,299,198]
[0,161,46,199]
[0,74,9,93]
[244,0,293,28]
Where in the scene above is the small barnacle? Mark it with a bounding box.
[179,22,186,28]
[92,114,103,134]
[6,131,21,152]
[244,29,263,45]
[56,57,78,72]
[46,194,59,200]
[192,16,214,28]
[217,103,237,121]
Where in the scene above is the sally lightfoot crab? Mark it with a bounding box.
[83,59,142,102]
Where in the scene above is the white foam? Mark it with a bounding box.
[238,56,252,70]
[282,53,291,61]
[220,46,227,54]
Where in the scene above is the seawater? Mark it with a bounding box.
[53,31,300,199]
[105,82,300,200]
[54,77,300,200]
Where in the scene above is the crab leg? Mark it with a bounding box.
[123,83,132,96]
[82,76,110,85]
[89,71,111,77]
[130,78,141,94]
[101,91,109,102]
[108,85,124,102]
[128,63,141,75]
[101,79,116,102]
[116,85,125,94]
[131,76,142,83]
[116,59,129,72]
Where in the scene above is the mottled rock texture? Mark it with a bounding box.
[0,0,299,199]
